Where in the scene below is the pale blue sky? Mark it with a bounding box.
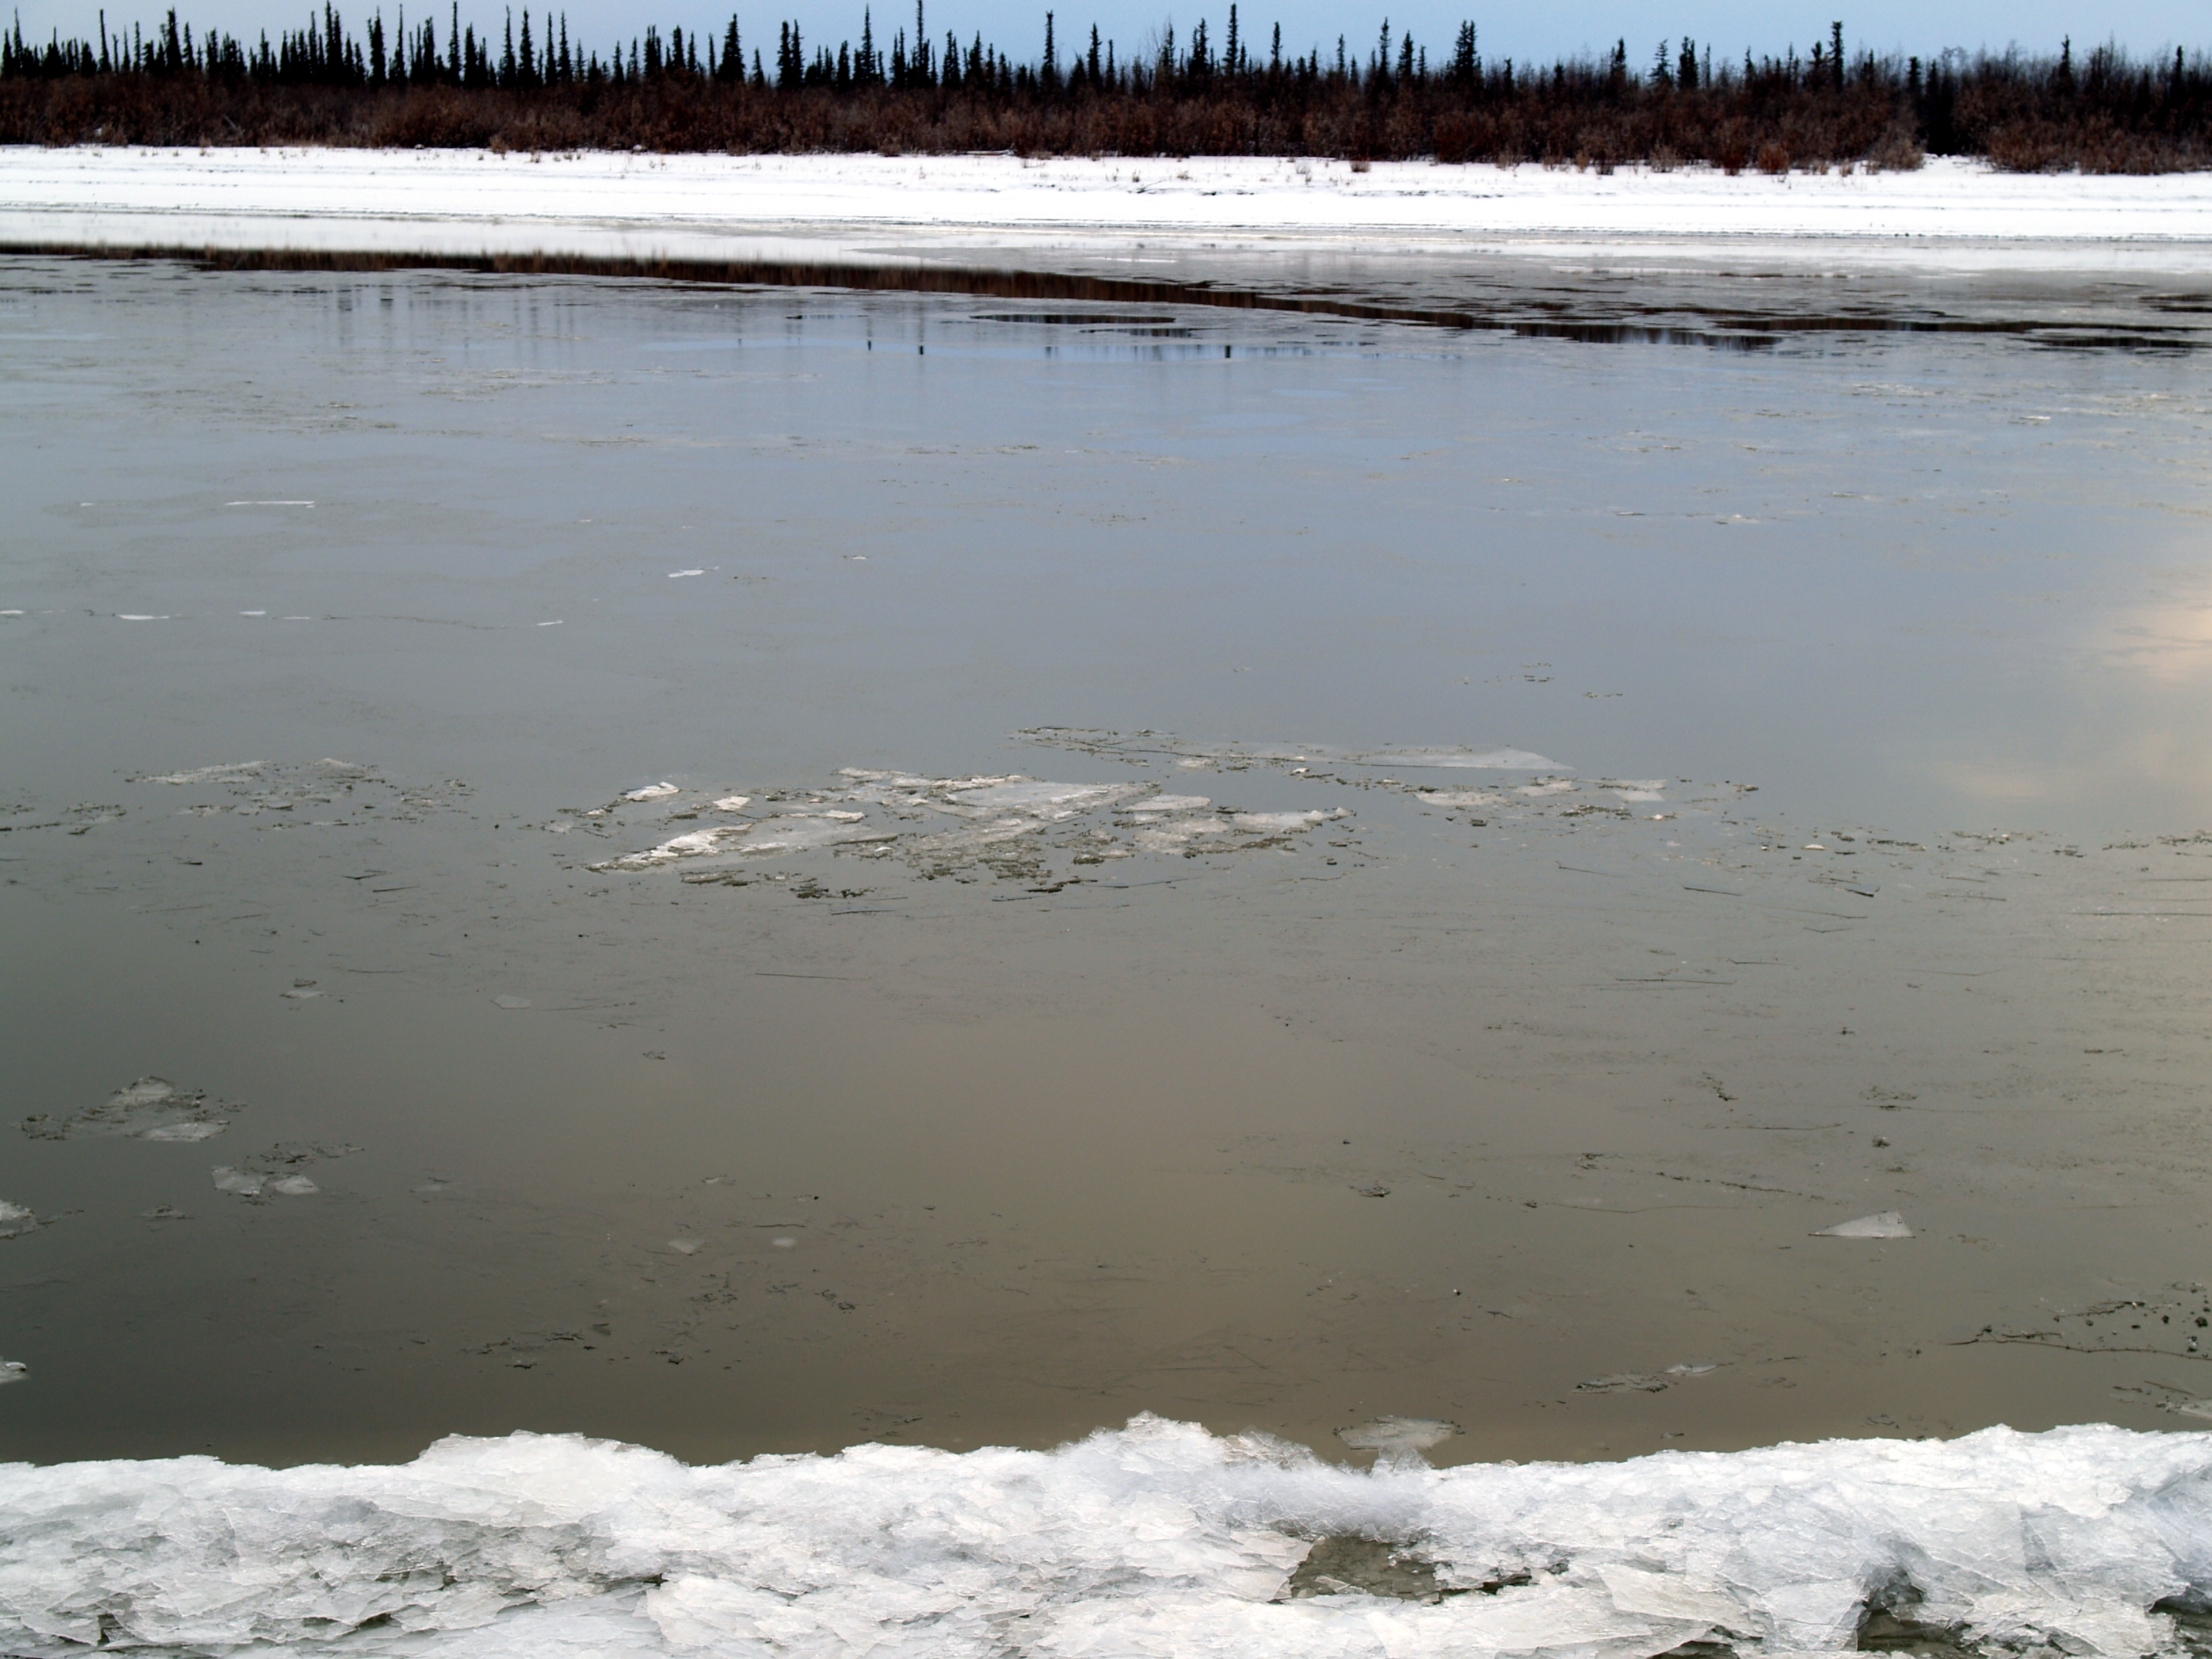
[18,0,2203,69]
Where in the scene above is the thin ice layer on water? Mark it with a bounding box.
[0,1416,2207,1658]
[19,1077,237,1142]
[1021,728,1571,774]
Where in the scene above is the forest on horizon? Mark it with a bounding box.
[3,4,2207,169]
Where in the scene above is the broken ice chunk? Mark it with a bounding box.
[211,1167,265,1196]
[943,779,1144,817]
[1125,795,1212,815]
[266,1175,320,1197]
[1230,809,1347,832]
[711,796,752,812]
[1336,1416,1460,1465]
[0,1200,39,1239]
[22,1077,237,1142]
[0,1359,26,1385]
[492,994,533,1010]
[1814,1211,1913,1239]
[621,782,680,802]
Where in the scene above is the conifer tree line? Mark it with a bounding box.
[2,4,2206,169]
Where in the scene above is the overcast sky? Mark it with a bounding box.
[19,0,2205,70]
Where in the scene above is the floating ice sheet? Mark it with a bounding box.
[20,1076,237,1142]
[0,1200,39,1240]
[581,769,1343,879]
[0,1416,2207,1658]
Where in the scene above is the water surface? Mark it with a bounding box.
[3,253,2211,1469]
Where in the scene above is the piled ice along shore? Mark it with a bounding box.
[6,1416,2212,1656]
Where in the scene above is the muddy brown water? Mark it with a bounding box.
[3,250,2211,1469]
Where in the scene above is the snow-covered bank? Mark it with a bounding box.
[2,147,2210,271]
[5,1416,2211,1657]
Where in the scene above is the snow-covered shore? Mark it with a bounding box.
[3,146,2210,270]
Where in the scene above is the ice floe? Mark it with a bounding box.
[1,1416,2210,1658]
[581,768,1344,880]
[0,1359,25,1386]
[211,1166,324,1199]
[1815,1211,1914,1240]
[144,762,266,785]
[209,1143,361,1200]
[0,1200,40,1240]
[20,1076,237,1142]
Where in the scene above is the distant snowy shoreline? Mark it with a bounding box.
[3,146,2211,270]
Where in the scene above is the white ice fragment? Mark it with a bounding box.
[945,779,1142,817]
[1519,779,1579,796]
[621,782,681,801]
[602,827,749,867]
[1336,1415,1459,1465]
[770,1235,796,1248]
[1598,1563,1747,1627]
[0,1201,38,1239]
[1230,808,1347,832]
[492,994,533,1009]
[210,1167,265,1195]
[239,609,267,616]
[711,796,752,811]
[114,613,170,621]
[1126,794,1212,814]
[536,619,562,626]
[267,1174,319,1196]
[0,1359,25,1385]
[667,569,705,579]
[146,762,264,784]
[1664,1361,1720,1376]
[1814,1211,1913,1239]
[668,1239,702,1255]
[224,499,313,506]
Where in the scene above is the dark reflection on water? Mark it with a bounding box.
[18,239,2209,352]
